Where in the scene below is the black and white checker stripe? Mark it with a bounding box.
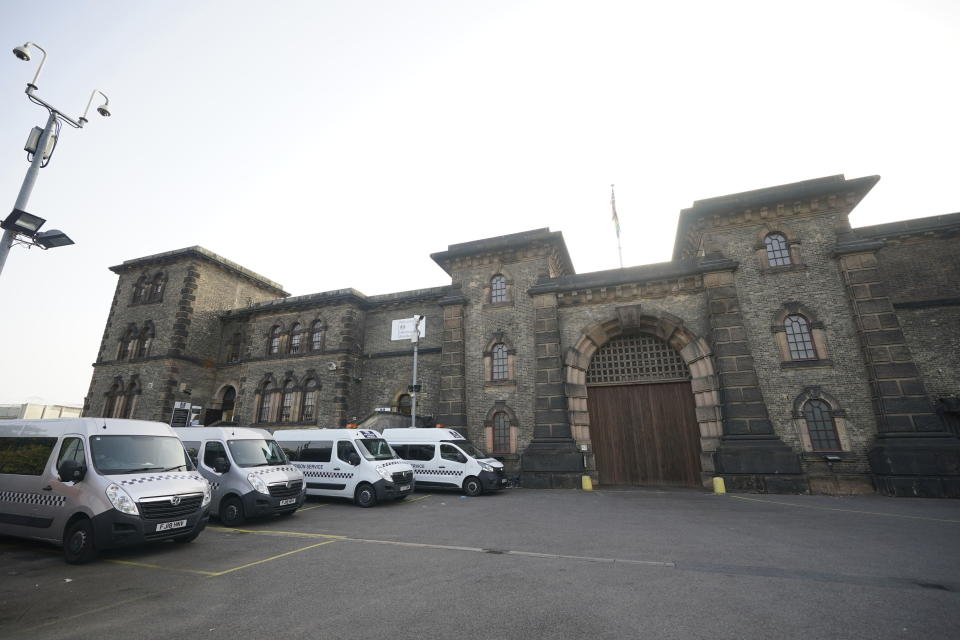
[419,469,464,477]
[118,473,203,486]
[302,470,354,479]
[0,490,67,507]
[249,466,298,476]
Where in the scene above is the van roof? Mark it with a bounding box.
[0,418,177,439]
[381,428,466,442]
[173,426,272,441]
[272,428,383,440]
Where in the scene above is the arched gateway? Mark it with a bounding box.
[565,308,721,489]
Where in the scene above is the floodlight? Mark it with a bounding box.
[12,44,30,61]
[1,209,46,236]
[11,41,46,88]
[80,89,111,125]
[34,229,75,249]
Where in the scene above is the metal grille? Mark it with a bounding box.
[785,315,816,360]
[586,334,689,385]
[139,494,203,520]
[803,399,840,451]
[765,233,792,266]
[391,470,413,484]
[268,481,303,498]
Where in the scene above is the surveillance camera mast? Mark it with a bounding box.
[0,41,112,277]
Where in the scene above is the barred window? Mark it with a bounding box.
[803,399,841,451]
[258,388,273,423]
[269,325,281,355]
[493,412,511,454]
[132,276,147,304]
[136,324,154,358]
[491,275,507,303]
[764,233,791,266]
[289,323,303,354]
[148,273,166,302]
[785,315,817,360]
[492,344,509,380]
[227,332,242,363]
[279,381,296,422]
[586,334,689,385]
[311,320,325,352]
[301,379,318,422]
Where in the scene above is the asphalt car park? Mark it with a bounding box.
[2,488,959,640]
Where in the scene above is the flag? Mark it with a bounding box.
[610,184,621,238]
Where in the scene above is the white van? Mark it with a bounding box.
[273,428,414,507]
[0,418,211,564]
[175,426,305,526]
[382,428,508,496]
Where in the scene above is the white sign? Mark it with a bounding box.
[391,316,425,341]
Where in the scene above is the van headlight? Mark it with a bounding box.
[201,480,212,507]
[478,462,494,472]
[247,473,268,494]
[105,483,139,516]
[376,466,393,482]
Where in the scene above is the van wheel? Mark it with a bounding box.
[64,519,97,564]
[354,483,377,508]
[219,496,245,526]
[463,476,483,497]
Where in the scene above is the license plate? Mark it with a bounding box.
[279,498,296,506]
[156,519,187,532]
[399,485,411,491]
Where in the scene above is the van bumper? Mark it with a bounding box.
[240,491,307,518]
[373,478,415,500]
[479,470,509,492]
[91,507,210,549]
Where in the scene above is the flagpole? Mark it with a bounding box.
[611,184,623,269]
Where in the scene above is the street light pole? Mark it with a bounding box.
[0,110,57,274]
[410,315,421,428]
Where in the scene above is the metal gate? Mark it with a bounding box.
[586,334,701,487]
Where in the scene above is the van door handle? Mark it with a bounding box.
[333,467,341,471]
[438,466,446,469]
[42,486,53,491]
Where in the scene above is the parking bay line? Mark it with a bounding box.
[205,539,338,577]
[729,495,960,524]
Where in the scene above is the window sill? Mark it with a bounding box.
[760,264,807,274]
[483,301,514,310]
[780,359,833,369]
[484,380,517,389]
[801,451,850,460]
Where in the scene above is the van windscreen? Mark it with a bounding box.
[444,440,489,459]
[91,435,193,475]
[228,439,288,468]
[356,438,397,461]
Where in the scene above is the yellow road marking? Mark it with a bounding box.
[102,558,217,576]
[23,590,164,632]
[399,494,433,504]
[206,539,337,577]
[297,504,330,511]
[730,495,960,523]
[208,526,344,539]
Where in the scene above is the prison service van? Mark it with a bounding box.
[272,428,414,507]
[0,418,211,564]
[382,428,508,496]
[175,426,305,526]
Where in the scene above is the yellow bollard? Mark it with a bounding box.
[712,477,726,494]
[581,475,594,491]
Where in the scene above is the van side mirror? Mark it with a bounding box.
[57,460,86,483]
[347,452,361,466]
[213,457,230,473]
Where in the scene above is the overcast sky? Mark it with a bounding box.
[1,0,958,406]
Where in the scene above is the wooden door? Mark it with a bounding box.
[587,381,701,487]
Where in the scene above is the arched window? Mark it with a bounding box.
[121,378,141,418]
[104,378,123,417]
[257,382,274,423]
[397,393,412,416]
[784,314,817,360]
[802,399,841,451]
[279,380,296,422]
[136,323,154,358]
[289,323,303,354]
[268,325,282,355]
[492,412,511,454]
[148,272,166,302]
[310,320,326,352]
[491,275,507,304]
[118,325,137,360]
[764,233,791,267]
[301,378,319,422]
[132,276,147,304]
[492,344,509,380]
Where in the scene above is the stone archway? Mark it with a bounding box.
[564,306,721,488]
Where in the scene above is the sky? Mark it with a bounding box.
[1,0,958,406]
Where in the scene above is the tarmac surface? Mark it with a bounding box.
[1,487,959,640]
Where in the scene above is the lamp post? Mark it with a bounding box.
[0,42,111,277]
